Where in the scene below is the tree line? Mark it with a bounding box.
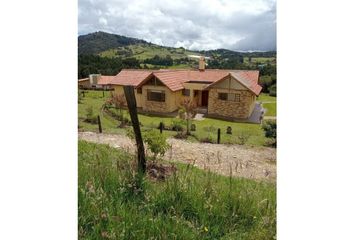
[78,55,140,79]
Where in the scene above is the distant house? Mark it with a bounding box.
[78,74,114,89]
[109,59,262,120]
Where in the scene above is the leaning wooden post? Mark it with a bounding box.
[217,128,221,144]
[123,85,146,174]
[97,115,102,133]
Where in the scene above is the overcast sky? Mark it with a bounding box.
[78,0,276,51]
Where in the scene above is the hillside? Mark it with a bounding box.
[78,32,276,95]
[78,31,276,61]
[78,31,148,55]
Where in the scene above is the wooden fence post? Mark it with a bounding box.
[159,122,163,133]
[97,115,102,133]
[217,128,221,144]
[82,91,85,98]
[123,85,146,174]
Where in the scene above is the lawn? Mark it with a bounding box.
[257,94,276,117]
[257,93,276,103]
[263,103,277,116]
[78,140,276,239]
[78,90,269,146]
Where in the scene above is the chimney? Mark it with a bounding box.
[199,56,205,71]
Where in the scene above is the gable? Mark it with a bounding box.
[144,75,165,86]
[211,75,247,90]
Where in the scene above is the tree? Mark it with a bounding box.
[110,93,126,115]
[179,99,197,135]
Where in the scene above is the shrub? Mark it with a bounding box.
[127,129,170,161]
[178,108,186,119]
[174,131,188,139]
[269,84,276,97]
[85,106,98,124]
[143,130,170,160]
[200,136,213,143]
[171,119,184,132]
[262,120,276,147]
[235,131,251,145]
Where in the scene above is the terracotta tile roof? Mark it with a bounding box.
[78,78,89,82]
[112,69,262,95]
[98,75,115,85]
[110,69,152,86]
[230,70,261,95]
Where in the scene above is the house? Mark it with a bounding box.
[110,59,262,120]
[78,74,114,90]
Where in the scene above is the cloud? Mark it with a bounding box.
[78,0,276,51]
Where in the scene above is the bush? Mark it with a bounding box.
[85,106,98,124]
[127,129,170,161]
[235,131,251,145]
[262,120,276,147]
[171,119,184,132]
[174,131,188,139]
[269,84,276,97]
[200,136,213,143]
[118,117,131,128]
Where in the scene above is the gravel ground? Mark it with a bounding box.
[78,132,276,182]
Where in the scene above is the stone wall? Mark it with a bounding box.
[208,89,255,119]
[144,100,169,112]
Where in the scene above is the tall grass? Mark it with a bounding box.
[79,140,276,239]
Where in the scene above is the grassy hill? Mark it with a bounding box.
[78,140,276,239]
[78,32,276,62]
[78,31,148,55]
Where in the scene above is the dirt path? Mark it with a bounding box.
[78,132,276,182]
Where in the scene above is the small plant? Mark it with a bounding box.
[85,106,98,124]
[200,136,213,143]
[269,84,276,97]
[171,119,184,132]
[174,131,188,139]
[235,131,251,145]
[127,129,170,161]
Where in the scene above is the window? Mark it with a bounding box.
[147,90,165,102]
[234,93,241,102]
[218,93,228,100]
[218,93,241,102]
[182,89,190,96]
[137,88,142,94]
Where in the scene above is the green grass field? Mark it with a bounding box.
[99,44,198,60]
[257,94,276,117]
[78,140,276,239]
[243,57,276,64]
[78,90,269,146]
[263,103,277,116]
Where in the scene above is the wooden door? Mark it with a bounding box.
[201,91,209,107]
